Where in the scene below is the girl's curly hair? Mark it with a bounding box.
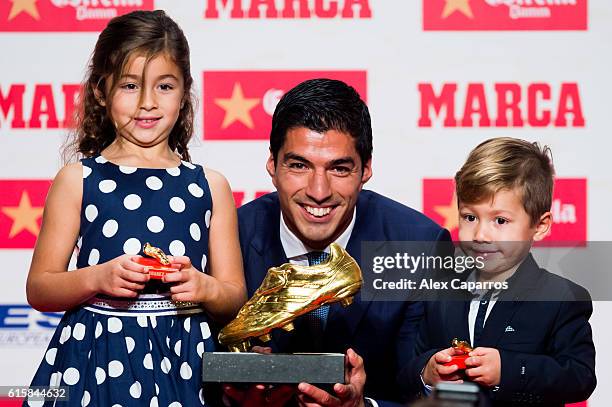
[64,10,194,163]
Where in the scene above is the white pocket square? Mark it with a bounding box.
[505,325,515,332]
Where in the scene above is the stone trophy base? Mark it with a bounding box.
[202,352,345,385]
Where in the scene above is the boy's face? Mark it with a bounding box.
[458,188,551,277]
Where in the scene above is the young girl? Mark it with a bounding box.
[26,10,246,406]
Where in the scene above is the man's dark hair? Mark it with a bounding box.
[270,78,372,167]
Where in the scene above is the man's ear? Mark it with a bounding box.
[533,211,552,241]
[361,158,372,184]
[93,87,106,107]
[266,151,277,188]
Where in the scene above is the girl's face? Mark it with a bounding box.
[107,53,184,149]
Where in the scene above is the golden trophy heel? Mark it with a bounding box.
[340,297,354,307]
[227,340,251,352]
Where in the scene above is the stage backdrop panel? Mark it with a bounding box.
[0,1,609,405]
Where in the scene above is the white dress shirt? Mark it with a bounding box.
[279,208,355,263]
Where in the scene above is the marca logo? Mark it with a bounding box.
[0,180,50,249]
[423,0,587,31]
[0,83,80,129]
[204,0,372,19]
[418,83,584,128]
[0,304,61,347]
[422,178,586,245]
[0,0,155,32]
[203,71,367,140]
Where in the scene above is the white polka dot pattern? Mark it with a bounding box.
[146,176,163,190]
[63,367,80,385]
[188,183,204,197]
[166,167,180,176]
[125,337,135,354]
[119,166,137,174]
[190,223,201,241]
[130,381,142,398]
[72,323,86,340]
[85,205,98,222]
[108,317,122,333]
[88,249,100,266]
[205,210,212,228]
[161,357,171,374]
[81,390,91,406]
[147,216,164,233]
[143,353,153,370]
[169,197,185,213]
[108,360,124,378]
[59,326,71,344]
[102,219,119,237]
[169,240,185,256]
[99,179,116,193]
[95,367,106,385]
[123,194,142,210]
[180,362,192,380]
[123,238,141,255]
[45,348,57,365]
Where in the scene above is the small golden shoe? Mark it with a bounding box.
[143,242,171,265]
[451,338,473,353]
[218,243,363,352]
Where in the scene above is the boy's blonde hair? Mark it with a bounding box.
[455,137,554,226]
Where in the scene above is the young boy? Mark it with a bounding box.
[400,137,596,406]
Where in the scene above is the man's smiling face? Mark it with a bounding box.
[267,126,372,250]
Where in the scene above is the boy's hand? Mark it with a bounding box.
[465,347,501,387]
[163,256,211,303]
[94,254,149,298]
[422,347,465,386]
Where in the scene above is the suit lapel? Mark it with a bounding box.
[479,254,540,347]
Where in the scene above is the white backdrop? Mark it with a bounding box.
[0,0,609,405]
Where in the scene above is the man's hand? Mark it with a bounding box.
[422,347,465,386]
[296,348,366,407]
[222,346,295,407]
[465,347,501,387]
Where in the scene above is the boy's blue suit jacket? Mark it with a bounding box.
[398,253,596,407]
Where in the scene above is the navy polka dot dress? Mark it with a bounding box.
[26,155,216,406]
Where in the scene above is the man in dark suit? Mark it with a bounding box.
[235,79,451,407]
[399,138,596,407]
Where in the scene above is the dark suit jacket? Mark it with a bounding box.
[237,190,451,406]
[398,253,596,407]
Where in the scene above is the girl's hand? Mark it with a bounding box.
[93,255,150,298]
[163,256,212,303]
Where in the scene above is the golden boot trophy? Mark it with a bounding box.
[201,244,362,386]
[219,243,363,352]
